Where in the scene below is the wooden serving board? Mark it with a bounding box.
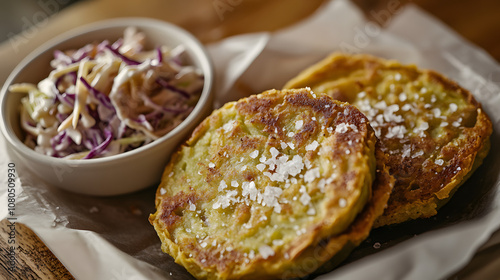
[0,219,74,279]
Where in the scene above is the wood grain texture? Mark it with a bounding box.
[0,219,74,280]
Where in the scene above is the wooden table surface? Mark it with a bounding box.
[1,0,499,279]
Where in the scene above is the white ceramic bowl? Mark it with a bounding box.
[0,18,214,196]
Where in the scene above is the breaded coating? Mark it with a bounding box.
[150,88,393,279]
[284,53,492,227]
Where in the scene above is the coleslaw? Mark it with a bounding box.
[10,27,204,159]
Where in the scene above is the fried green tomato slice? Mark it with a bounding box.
[149,88,393,279]
[284,53,492,227]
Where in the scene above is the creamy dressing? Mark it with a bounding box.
[10,27,203,159]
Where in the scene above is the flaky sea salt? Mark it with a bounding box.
[374,101,388,110]
[188,201,196,211]
[401,145,411,158]
[262,186,283,213]
[394,73,402,81]
[449,103,458,112]
[219,180,227,191]
[304,158,312,169]
[385,125,407,139]
[280,141,288,149]
[270,147,279,158]
[259,245,275,259]
[223,120,236,132]
[304,167,320,183]
[212,189,238,209]
[256,163,266,171]
[336,122,358,134]
[263,154,304,182]
[432,108,441,118]
[338,198,347,208]
[248,250,255,259]
[295,120,304,130]
[305,141,319,151]
[412,150,424,158]
[250,150,259,159]
[272,239,284,246]
[417,122,429,131]
[318,178,326,193]
[299,192,311,206]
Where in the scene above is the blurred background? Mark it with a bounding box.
[0,0,83,43]
[0,0,500,61]
[1,0,499,61]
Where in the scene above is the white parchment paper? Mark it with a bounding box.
[1,0,500,279]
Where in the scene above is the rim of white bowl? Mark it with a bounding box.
[0,17,214,167]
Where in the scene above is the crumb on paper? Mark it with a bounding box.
[51,217,62,227]
[130,205,142,216]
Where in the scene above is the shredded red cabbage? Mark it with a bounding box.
[13,27,204,159]
[79,77,115,110]
[104,45,141,65]
[83,129,113,159]
[156,78,190,99]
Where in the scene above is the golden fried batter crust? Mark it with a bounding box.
[149,88,393,279]
[284,53,493,227]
